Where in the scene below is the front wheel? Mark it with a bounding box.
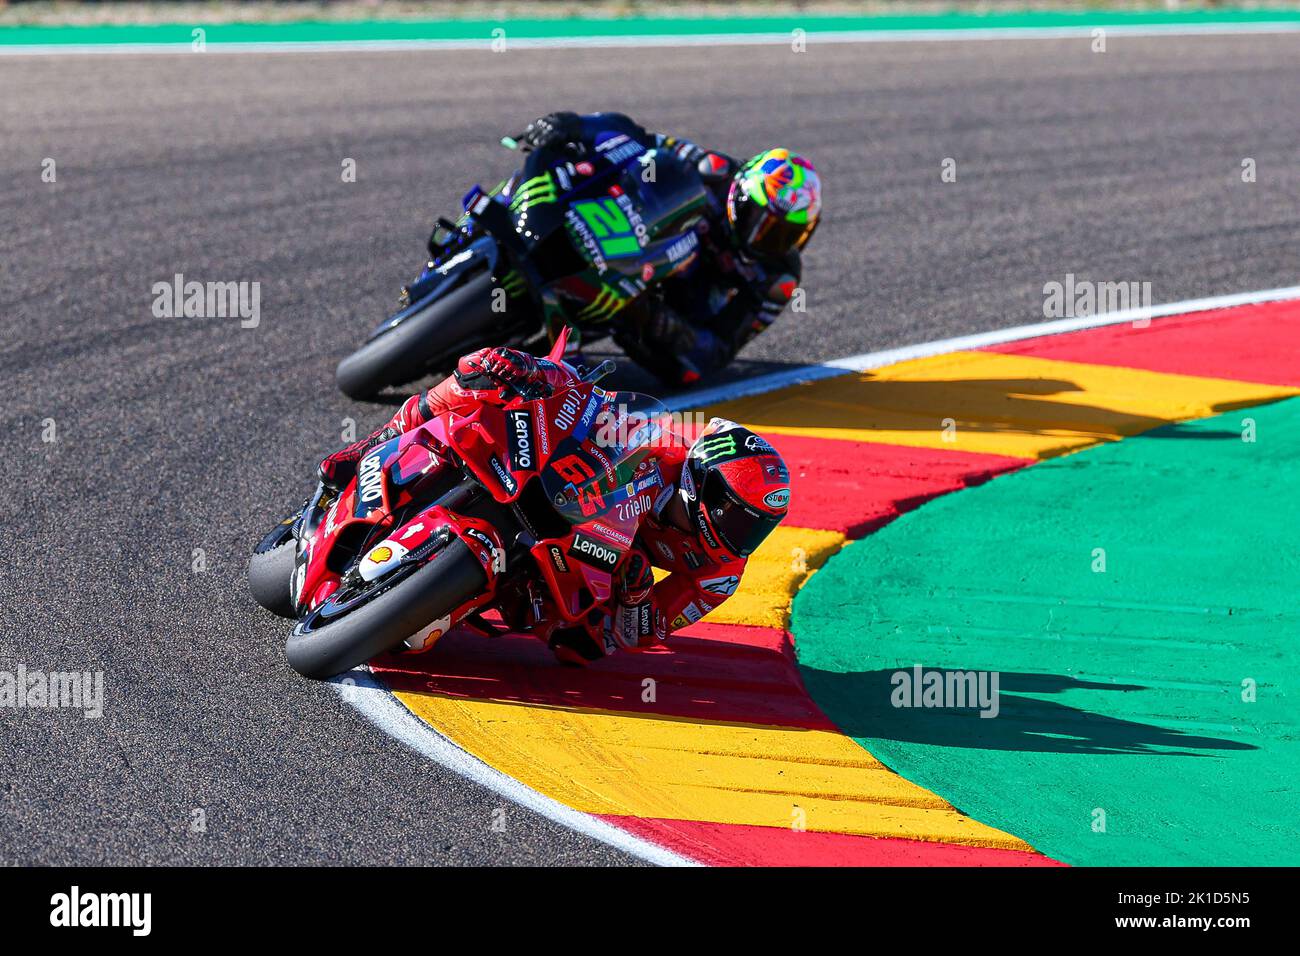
[249,513,301,618]
[336,271,526,400]
[284,538,487,680]
[249,539,297,618]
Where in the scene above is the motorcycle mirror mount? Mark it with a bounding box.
[580,359,617,385]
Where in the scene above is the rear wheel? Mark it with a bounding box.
[336,271,530,400]
[284,538,487,680]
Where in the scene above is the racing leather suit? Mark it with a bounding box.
[320,347,748,661]
[519,111,802,386]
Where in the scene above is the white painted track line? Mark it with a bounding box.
[332,668,700,867]
[2,22,1298,56]
[670,284,1300,411]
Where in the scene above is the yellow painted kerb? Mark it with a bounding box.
[701,350,1298,459]
[395,689,1033,849]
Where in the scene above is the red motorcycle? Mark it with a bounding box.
[249,341,681,679]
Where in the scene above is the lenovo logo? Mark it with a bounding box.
[568,531,620,571]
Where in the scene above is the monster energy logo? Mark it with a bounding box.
[509,173,557,213]
[693,432,738,463]
[498,269,527,296]
[576,286,627,324]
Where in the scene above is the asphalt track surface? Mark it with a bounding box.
[2,33,1299,865]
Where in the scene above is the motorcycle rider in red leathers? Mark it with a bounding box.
[318,345,791,664]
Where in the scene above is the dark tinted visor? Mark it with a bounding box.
[701,468,782,557]
[737,199,814,258]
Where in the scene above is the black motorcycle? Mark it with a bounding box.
[335,130,715,399]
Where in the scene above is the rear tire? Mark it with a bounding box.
[284,538,487,680]
[248,539,297,618]
[336,271,513,400]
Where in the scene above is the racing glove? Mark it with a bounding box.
[609,548,661,650]
[319,347,571,492]
[519,111,583,153]
[455,346,541,391]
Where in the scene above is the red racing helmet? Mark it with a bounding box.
[680,419,791,560]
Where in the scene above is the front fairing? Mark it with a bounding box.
[368,235,501,342]
[294,430,450,611]
[499,139,712,329]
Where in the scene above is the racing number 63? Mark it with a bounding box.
[573,198,640,259]
[553,453,607,517]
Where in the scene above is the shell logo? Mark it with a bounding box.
[368,545,393,564]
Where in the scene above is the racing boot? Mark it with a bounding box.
[317,425,401,493]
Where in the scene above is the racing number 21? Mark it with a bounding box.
[573,199,640,259]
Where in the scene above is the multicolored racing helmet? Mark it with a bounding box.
[726,148,822,259]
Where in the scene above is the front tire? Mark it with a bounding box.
[249,538,297,618]
[284,538,487,680]
[336,271,511,400]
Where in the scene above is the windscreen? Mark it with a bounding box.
[540,392,679,526]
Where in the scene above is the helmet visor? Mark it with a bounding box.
[736,200,815,258]
[700,468,782,558]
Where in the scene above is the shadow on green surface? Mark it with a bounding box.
[800,666,1257,757]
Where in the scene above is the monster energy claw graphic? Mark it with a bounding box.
[691,432,739,463]
[576,286,627,323]
[509,173,558,213]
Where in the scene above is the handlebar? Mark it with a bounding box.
[497,358,617,405]
[503,378,549,403]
